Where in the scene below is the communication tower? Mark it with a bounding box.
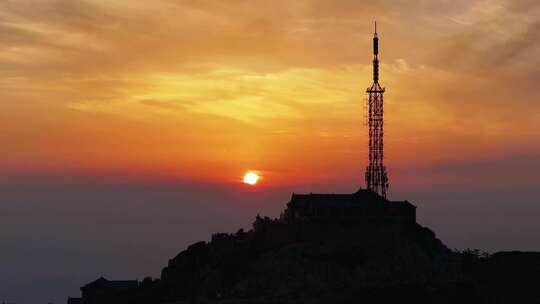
[365,22,389,198]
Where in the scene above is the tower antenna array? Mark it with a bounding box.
[365,21,389,198]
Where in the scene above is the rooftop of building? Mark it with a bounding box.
[80,277,139,291]
[289,188,415,209]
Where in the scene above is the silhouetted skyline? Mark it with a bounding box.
[1,1,540,303]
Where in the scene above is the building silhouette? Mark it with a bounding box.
[67,277,138,304]
[282,189,415,223]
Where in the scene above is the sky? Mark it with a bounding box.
[1,0,540,303]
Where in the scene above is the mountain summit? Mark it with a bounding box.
[69,190,540,304]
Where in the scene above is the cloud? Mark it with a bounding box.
[1,0,539,174]
[432,0,540,72]
[139,100,183,110]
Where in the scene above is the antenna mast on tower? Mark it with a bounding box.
[365,21,389,198]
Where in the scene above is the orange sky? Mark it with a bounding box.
[1,0,540,189]
[3,2,540,302]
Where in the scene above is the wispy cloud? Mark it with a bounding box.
[0,0,539,183]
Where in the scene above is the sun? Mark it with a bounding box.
[243,171,260,185]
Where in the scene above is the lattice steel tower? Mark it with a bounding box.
[365,22,389,198]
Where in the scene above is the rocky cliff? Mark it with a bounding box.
[157,215,467,303]
[78,193,540,303]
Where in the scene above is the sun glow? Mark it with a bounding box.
[243,171,260,185]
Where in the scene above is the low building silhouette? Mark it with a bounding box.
[66,297,82,304]
[282,189,416,223]
[79,277,138,304]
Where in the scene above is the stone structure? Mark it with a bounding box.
[282,189,416,224]
[66,297,82,304]
[79,277,138,304]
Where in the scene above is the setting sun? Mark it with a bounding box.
[243,172,260,185]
